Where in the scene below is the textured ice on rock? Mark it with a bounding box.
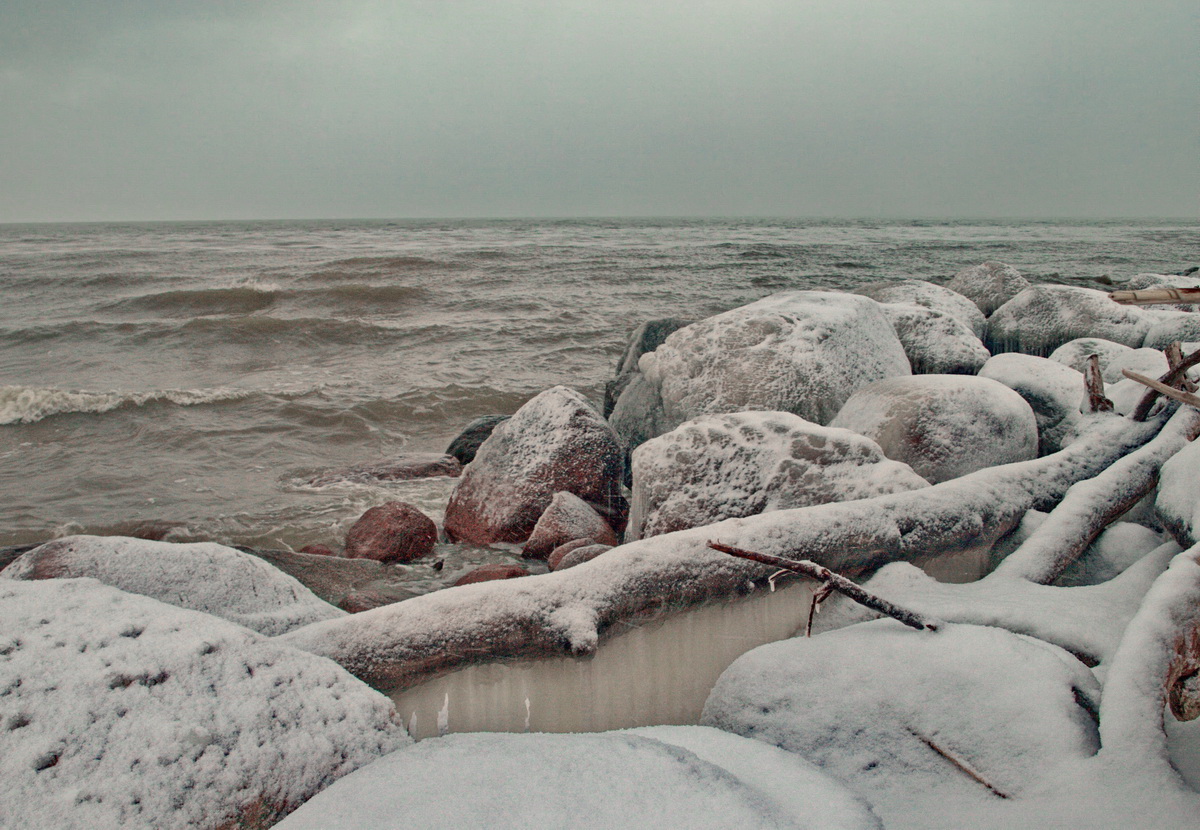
[829,375,1038,483]
[443,386,626,545]
[0,578,407,830]
[945,261,1030,316]
[627,411,929,541]
[1048,337,1136,375]
[273,731,855,830]
[1,535,344,636]
[876,304,990,375]
[856,279,986,336]
[979,353,1089,455]
[1142,311,1200,349]
[612,291,911,452]
[1125,272,1200,311]
[1157,438,1200,547]
[985,285,1151,356]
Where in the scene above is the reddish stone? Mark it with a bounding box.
[344,502,437,564]
[443,387,627,546]
[339,590,396,614]
[523,491,618,559]
[453,564,530,587]
[554,543,613,572]
[299,544,337,557]
[546,538,597,571]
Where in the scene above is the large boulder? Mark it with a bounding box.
[445,415,510,465]
[344,501,438,564]
[1048,337,1137,375]
[856,279,985,336]
[985,285,1150,356]
[945,261,1031,316]
[627,411,929,541]
[522,491,618,560]
[1142,311,1200,350]
[604,317,692,417]
[1157,438,1200,548]
[0,578,407,830]
[611,292,911,452]
[877,303,990,375]
[443,387,627,545]
[1,535,344,636]
[979,353,1089,455]
[829,375,1039,483]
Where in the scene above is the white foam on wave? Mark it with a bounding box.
[0,385,257,425]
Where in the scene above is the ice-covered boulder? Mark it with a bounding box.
[1142,311,1200,349]
[522,491,618,559]
[604,317,692,417]
[611,292,911,451]
[445,415,510,465]
[986,285,1150,356]
[702,620,1102,823]
[945,261,1031,316]
[0,578,407,830]
[344,501,437,563]
[979,353,1089,454]
[829,375,1038,483]
[627,411,929,541]
[877,303,990,375]
[1100,347,1171,384]
[444,386,627,545]
[274,730,878,830]
[1157,439,1200,547]
[1126,272,1200,311]
[1,535,344,636]
[856,279,986,336]
[1049,337,1136,375]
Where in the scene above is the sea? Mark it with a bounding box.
[2,218,1197,559]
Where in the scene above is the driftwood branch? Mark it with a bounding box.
[1083,354,1114,413]
[1130,345,1200,421]
[1165,343,1199,393]
[908,728,1010,799]
[1109,287,1200,305]
[708,542,939,631]
[1123,369,1200,412]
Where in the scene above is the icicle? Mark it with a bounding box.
[407,711,418,740]
[524,697,531,732]
[437,693,450,737]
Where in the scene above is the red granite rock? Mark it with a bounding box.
[344,502,437,564]
[299,543,338,557]
[553,543,614,572]
[453,563,530,587]
[523,492,618,560]
[546,538,597,571]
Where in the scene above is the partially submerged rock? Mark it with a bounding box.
[453,563,530,586]
[945,261,1031,316]
[344,501,437,564]
[986,285,1150,356]
[445,415,510,465]
[1157,439,1200,547]
[546,538,600,570]
[0,578,407,830]
[443,386,627,545]
[552,542,613,571]
[829,375,1038,483]
[522,491,618,560]
[2,535,344,636]
[627,411,929,541]
[240,547,421,613]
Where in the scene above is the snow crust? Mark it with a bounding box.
[876,303,990,375]
[986,285,1151,356]
[275,731,831,830]
[855,279,986,336]
[1054,522,1171,587]
[829,374,1038,483]
[978,352,1089,454]
[1048,336,1135,374]
[1143,311,1200,349]
[627,411,929,541]
[1,535,344,636]
[1157,438,1200,547]
[945,261,1030,316]
[0,578,407,830]
[523,491,617,559]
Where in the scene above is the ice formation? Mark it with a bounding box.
[978,352,1090,454]
[1157,437,1200,547]
[875,303,991,375]
[945,260,1030,316]
[985,285,1151,355]
[855,278,986,336]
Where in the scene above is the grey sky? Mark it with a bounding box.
[1,1,1196,222]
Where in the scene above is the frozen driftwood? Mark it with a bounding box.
[280,413,1167,693]
[1109,287,1200,306]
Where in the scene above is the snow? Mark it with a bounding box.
[0,578,407,830]
[0,535,345,636]
[1049,336,1136,374]
[828,375,1038,483]
[274,730,851,830]
[978,352,1090,454]
[1157,437,1200,547]
[1054,522,1171,587]
[855,278,986,336]
[523,491,618,559]
[1126,272,1200,311]
[1143,311,1200,349]
[627,411,929,541]
[986,284,1151,356]
[945,261,1030,316]
[875,303,990,375]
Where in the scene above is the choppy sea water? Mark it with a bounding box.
[1,218,1196,556]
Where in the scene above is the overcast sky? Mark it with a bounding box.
[1,1,1196,222]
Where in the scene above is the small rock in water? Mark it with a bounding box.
[553,543,613,571]
[339,589,400,613]
[453,563,530,586]
[445,415,510,465]
[300,543,338,557]
[522,491,618,560]
[344,501,438,564]
[546,537,598,570]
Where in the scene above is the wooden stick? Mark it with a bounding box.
[1166,342,1199,393]
[707,541,939,632]
[1123,369,1200,411]
[1130,346,1200,421]
[909,729,1011,799]
[1083,354,1114,413]
[1110,287,1200,306]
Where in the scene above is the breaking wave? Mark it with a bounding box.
[0,385,257,425]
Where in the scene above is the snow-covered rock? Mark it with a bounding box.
[1157,438,1200,547]
[551,542,613,571]
[522,491,618,559]
[1126,272,1200,311]
[702,620,1102,824]
[945,261,1031,316]
[979,353,1088,454]
[445,415,509,465]
[1142,311,1200,349]
[604,317,692,417]
[274,730,877,830]
[985,285,1151,356]
[877,303,990,375]
[829,375,1038,483]
[1,535,344,636]
[627,411,929,541]
[611,292,911,451]
[443,386,627,545]
[1100,347,1171,384]
[0,578,407,830]
[856,279,986,336]
[1053,522,1170,587]
[1048,337,1135,375]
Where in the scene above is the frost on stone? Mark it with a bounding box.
[274,731,839,830]
[985,285,1151,356]
[618,292,910,452]
[443,386,626,545]
[1142,311,1200,350]
[856,279,986,337]
[1048,337,1135,375]
[1,535,345,636]
[522,491,618,559]
[829,375,1038,483]
[979,353,1091,455]
[945,261,1031,316]
[1157,439,1200,547]
[627,411,929,541]
[1126,273,1200,311]
[876,304,990,375]
[0,578,407,830]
